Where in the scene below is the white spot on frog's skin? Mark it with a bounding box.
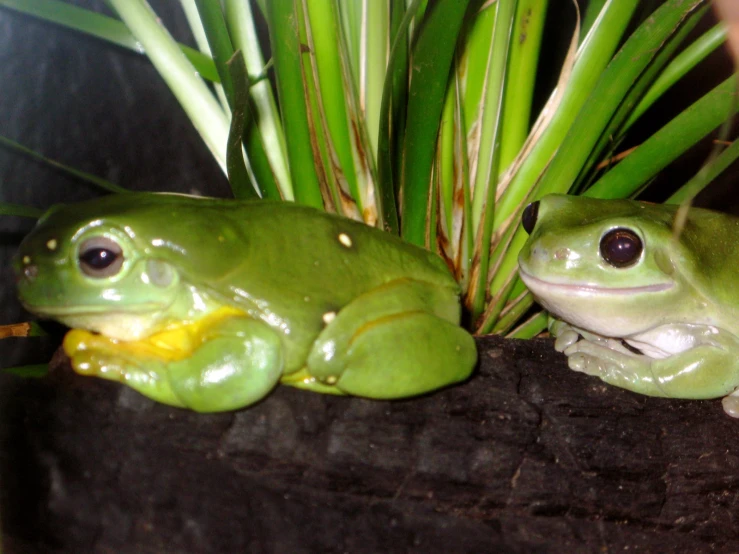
[102,289,122,302]
[322,311,336,324]
[338,233,353,248]
[46,239,57,251]
[325,376,337,385]
[22,255,31,264]
[304,296,311,302]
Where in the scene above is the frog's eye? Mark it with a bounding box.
[600,228,642,268]
[78,237,124,278]
[522,201,539,234]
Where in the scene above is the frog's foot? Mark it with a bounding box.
[65,329,182,406]
[721,390,739,418]
[562,338,666,396]
[551,320,626,353]
[336,311,476,398]
[550,320,579,351]
[306,279,477,399]
[65,317,285,412]
[563,335,739,402]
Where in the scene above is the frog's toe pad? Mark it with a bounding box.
[722,393,739,418]
[566,352,604,376]
[554,329,580,352]
[70,350,128,381]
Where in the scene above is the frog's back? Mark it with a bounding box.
[224,199,458,302]
[676,204,739,317]
[43,192,457,302]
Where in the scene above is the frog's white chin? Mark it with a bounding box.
[59,312,159,341]
[22,299,170,341]
[518,268,674,337]
[27,305,162,342]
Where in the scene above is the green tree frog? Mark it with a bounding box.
[518,193,739,417]
[15,193,476,412]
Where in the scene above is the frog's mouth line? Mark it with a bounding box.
[518,267,674,295]
[20,302,165,317]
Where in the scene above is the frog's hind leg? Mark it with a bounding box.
[306,279,477,399]
[337,310,476,398]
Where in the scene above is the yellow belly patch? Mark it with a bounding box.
[63,306,246,362]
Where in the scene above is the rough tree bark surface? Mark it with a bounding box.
[2,335,738,553]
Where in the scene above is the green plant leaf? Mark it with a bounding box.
[225,51,259,200]
[466,0,517,320]
[194,0,238,104]
[667,138,739,204]
[0,202,42,219]
[0,135,127,194]
[108,0,230,173]
[572,2,710,194]
[400,0,472,246]
[376,0,419,235]
[625,22,726,130]
[265,0,325,208]
[586,76,739,199]
[225,0,294,200]
[3,364,49,378]
[498,0,548,172]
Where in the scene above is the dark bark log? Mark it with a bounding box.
[2,336,738,553]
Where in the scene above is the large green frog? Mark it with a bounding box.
[15,193,476,412]
[518,193,739,417]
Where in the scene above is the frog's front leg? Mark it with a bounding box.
[304,279,477,398]
[550,319,632,354]
[65,317,284,412]
[561,325,739,409]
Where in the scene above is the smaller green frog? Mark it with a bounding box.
[518,194,739,417]
[15,193,476,412]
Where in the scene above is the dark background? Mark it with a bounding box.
[0,0,228,370]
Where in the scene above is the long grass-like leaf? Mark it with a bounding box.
[108,0,230,173]
[194,0,237,104]
[180,0,229,111]
[225,51,259,199]
[3,365,49,378]
[667,139,739,204]
[302,0,363,219]
[400,0,471,246]
[571,2,710,194]
[585,76,738,199]
[467,0,517,320]
[266,0,324,208]
[0,202,43,219]
[506,310,548,339]
[498,0,548,172]
[625,22,726,130]
[0,135,127,194]
[376,0,419,234]
[225,0,293,200]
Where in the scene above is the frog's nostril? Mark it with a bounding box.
[23,264,38,281]
[531,246,549,262]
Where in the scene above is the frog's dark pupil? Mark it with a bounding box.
[600,228,642,268]
[80,248,118,269]
[522,201,539,234]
